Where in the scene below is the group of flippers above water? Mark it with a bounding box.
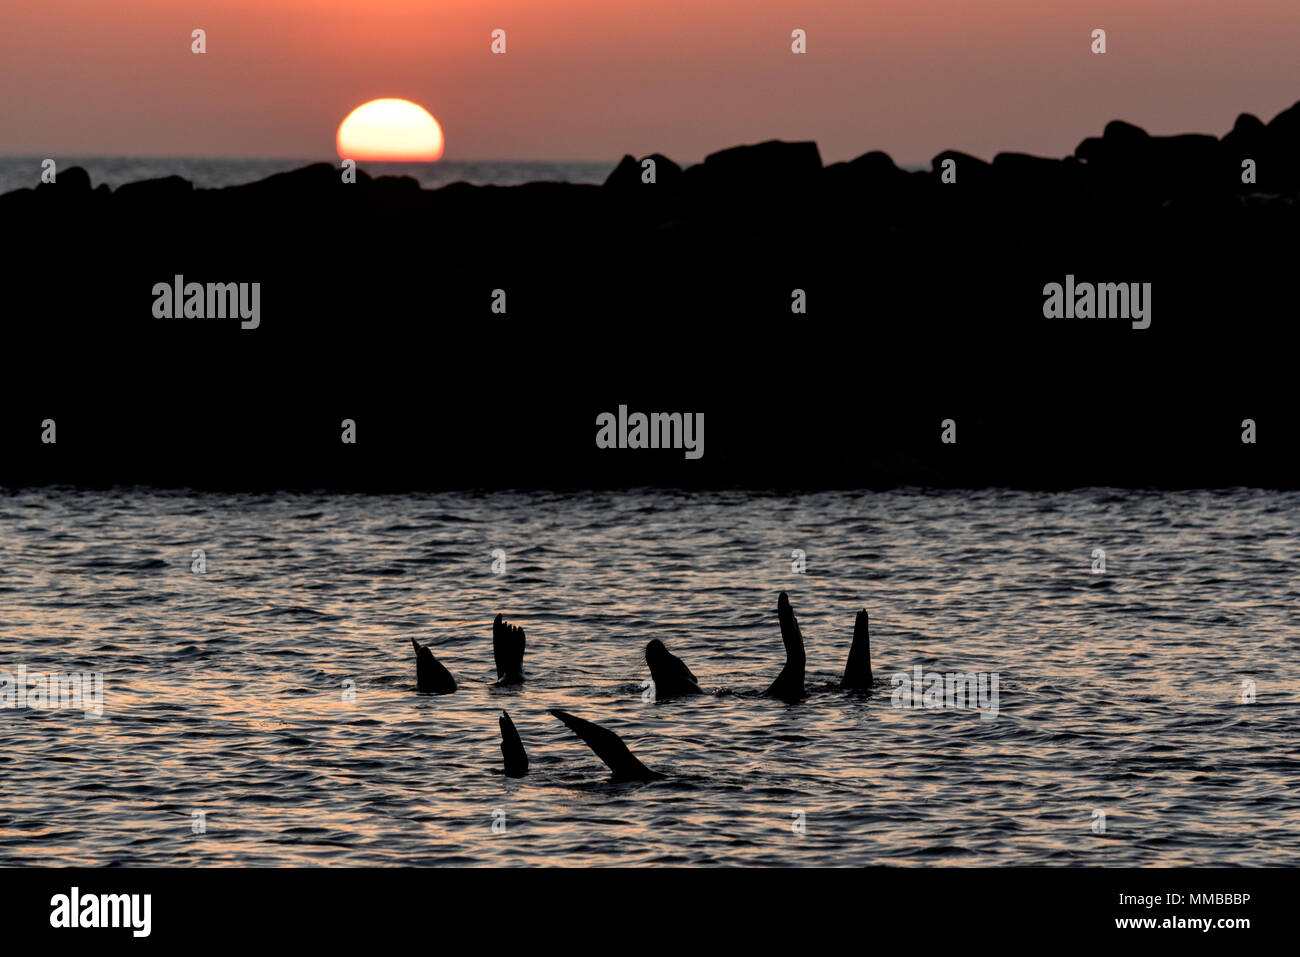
[410,592,873,782]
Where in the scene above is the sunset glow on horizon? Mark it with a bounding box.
[337,99,445,161]
[3,2,1300,163]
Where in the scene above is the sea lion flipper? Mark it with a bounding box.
[841,608,873,690]
[499,710,529,777]
[764,591,806,702]
[412,637,457,694]
[776,591,805,662]
[548,708,661,782]
[493,614,526,683]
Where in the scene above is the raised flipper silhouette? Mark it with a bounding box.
[763,591,805,702]
[493,614,526,685]
[644,638,703,697]
[411,637,457,694]
[499,710,529,777]
[548,708,664,782]
[840,608,873,690]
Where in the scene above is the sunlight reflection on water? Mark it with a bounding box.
[1,487,1297,865]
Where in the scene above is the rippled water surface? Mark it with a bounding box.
[0,157,613,196]
[1,488,1297,866]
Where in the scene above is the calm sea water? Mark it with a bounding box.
[0,157,613,195]
[1,487,1297,866]
[0,156,932,195]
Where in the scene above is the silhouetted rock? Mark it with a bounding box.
[1,102,1298,491]
[603,152,682,190]
[840,149,902,178]
[0,188,34,214]
[931,150,990,183]
[19,166,95,213]
[604,153,639,187]
[929,150,992,215]
[114,174,193,202]
[823,150,906,188]
[990,153,1084,210]
[1153,134,1222,195]
[1217,113,1271,191]
[221,162,342,197]
[645,153,683,187]
[1104,118,1151,148]
[601,152,685,225]
[1073,121,1142,171]
[1224,111,1266,147]
[35,166,91,192]
[676,139,821,220]
[1263,101,1300,189]
[697,139,822,189]
[371,174,421,195]
[822,150,920,216]
[1265,100,1300,139]
[992,152,1080,183]
[1074,120,1229,202]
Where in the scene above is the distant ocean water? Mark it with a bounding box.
[0,155,933,196]
[0,157,615,195]
[2,487,1297,866]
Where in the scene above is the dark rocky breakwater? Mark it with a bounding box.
[2,104,1299,490]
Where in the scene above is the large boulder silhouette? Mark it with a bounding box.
[34,165,92,193]
[1221,113,1269,186]
[700,139,822,183]
[114,174,193,203]
[821,150,918,215]
[603,152,682,190]
[930,150,991,185]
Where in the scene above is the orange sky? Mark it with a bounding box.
[3,0,1299,164]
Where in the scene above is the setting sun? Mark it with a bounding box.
[336,98,444,161]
